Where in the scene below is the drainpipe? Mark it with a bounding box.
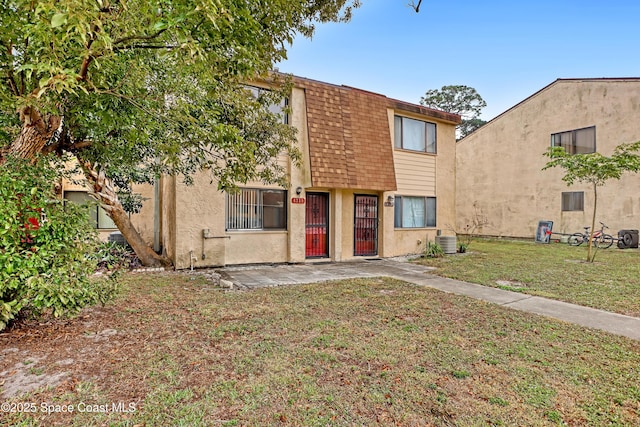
[153,176,160,252]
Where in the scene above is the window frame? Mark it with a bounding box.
[551,126,596,154]
[226,188,288,231]
[561,191,584,212]
[63,191,118,229]
[394,115,437,154]
[245,85,289,125]
[394,196,437,229]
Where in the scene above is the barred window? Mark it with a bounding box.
[226,189,287,231]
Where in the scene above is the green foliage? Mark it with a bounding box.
[425,241,444,258]
[89,241,142,271]
[543,142,640,261]
[543,142,640,186]
[420,85,487,139]
[0,156,116,330]
[0,0,360,189]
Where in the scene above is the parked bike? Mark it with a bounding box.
[568,222,614,248]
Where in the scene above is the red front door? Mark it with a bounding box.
[305,193,329,258]
[354,195,378,256]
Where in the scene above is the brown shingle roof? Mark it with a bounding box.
[295,78,397,191]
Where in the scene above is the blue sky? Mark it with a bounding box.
[277,0,640,120]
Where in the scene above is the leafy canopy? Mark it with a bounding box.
[0,0,360,193]
[420,85,487,139]
[0,155,116,330]
[543,142,640,186]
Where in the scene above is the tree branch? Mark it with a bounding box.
[113,44,179,51]
[3,41,20,96]
[78,36,96,81]
[410,0,423,13]
[113,29,167,46]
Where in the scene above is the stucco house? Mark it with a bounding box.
[64,75,461,269]
[456,78,640,239]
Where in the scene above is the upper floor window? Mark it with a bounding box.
[551,126,595,154]
[226,188,287,231]
[394,115,437,154]
[246,86,289,124]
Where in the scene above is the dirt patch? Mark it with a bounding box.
[0,270,226,401]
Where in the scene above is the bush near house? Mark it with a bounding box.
[0,156,116,330]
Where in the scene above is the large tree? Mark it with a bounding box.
[0,0,360,267]
[420,85,487,139]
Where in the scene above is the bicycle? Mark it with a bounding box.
[568,222,614,248]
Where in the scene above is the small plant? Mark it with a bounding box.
[458,243,468,253]
[425,241,445,258]
[452,370,471,379]
[90,241,142,271]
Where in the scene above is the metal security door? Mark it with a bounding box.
[354,195,378,256]
[305,193,329,258]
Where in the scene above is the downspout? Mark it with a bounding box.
[153,176,160,253]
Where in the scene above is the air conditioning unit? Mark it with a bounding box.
[108,231,128,246]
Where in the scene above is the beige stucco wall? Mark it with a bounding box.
[456,79,640,238]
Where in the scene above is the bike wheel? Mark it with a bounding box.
[568,233,584,246]
[595,234,614,249]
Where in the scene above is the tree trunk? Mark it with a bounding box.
[2,107,61,161]
[587,183,598,262]
[1,108,172,269]
[83,163,172,268]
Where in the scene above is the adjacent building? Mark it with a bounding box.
[456,78,640,238]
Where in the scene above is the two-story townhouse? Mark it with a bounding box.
[63,75,460,268]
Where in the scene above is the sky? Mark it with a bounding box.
[276,0,640,121]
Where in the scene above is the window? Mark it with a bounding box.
[226,189,287,231]
[246,85,289,124]
[551,126,595,154]
[394,196,436,228]
[64,191,117,229]
[394,115,437,153]
[562,192,584,211]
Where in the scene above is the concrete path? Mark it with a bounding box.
[221,258,640,341]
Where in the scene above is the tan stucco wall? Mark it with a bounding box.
[60,162,153,242]
[159,85,458,268]
[386,108,458,256]
[164,86,310,269]
[456,79,640,238]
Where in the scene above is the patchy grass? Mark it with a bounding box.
[1,273,639,426]
[418,238,640,317]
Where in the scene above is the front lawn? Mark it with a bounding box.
[1,273,638,426]
[419,238,640,317]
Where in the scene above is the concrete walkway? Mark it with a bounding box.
[221,258,640,341]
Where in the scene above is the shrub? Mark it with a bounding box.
[0,156,117,330]
[425,241,445,258]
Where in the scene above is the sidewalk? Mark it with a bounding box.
[221,258,640,341]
